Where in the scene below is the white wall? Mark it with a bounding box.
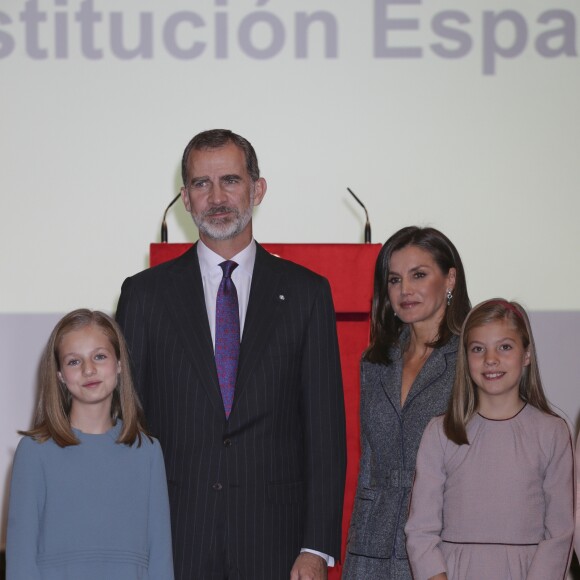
[2,0,580,312]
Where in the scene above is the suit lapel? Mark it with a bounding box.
[404,334,458,408]
[378,332,458,412]
[379,350,404,415]
[164,244,225,417]
[403,350,446,407]
[233,244,284,412]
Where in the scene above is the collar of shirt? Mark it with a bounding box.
[197,239,256,346]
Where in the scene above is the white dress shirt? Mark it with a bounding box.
[196,238,334,567]
[197,239,255,348]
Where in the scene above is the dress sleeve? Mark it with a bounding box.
[356,428,372,489]
[6,437,44,580]
[526,418,574,580]
[351,363,373,495]
[404,418,448,580]
[147,439,175,579]
[574,431,580,560]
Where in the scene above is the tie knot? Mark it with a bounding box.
[220,260,238,279]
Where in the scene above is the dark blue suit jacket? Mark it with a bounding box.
[117,242,346,580]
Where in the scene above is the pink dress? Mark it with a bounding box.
[405,404,574,580]
[575,431,580,560]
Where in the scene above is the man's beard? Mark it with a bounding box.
[193,192,254,241]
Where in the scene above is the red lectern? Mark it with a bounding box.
[151,243,381,577]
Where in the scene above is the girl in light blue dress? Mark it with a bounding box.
[7,309,174,580]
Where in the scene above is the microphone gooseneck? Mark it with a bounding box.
[347,187,372,243]
[161,192,182,243]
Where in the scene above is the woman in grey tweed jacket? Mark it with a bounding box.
[343,227,471,579]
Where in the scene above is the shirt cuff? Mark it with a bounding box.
[300,548,335,567]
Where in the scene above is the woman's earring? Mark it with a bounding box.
[446,289,453,306]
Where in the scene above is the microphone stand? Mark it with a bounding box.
[161,192,182,242]
[347,187,371,243]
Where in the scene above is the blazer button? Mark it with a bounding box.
[212,483,223,491]
[223,438,232,447]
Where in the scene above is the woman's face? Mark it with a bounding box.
[387,245,456,330]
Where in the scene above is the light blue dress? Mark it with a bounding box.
[6,421,174,580]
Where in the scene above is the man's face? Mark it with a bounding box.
[181,142,266,242]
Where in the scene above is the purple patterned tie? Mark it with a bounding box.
[215,260,240,418]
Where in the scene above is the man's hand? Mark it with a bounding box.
[290,552,327,580]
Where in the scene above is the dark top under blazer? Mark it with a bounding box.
[343,332,458,578]
[116,242,346,580]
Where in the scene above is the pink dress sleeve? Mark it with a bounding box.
[405,417,448,580]
[527,418,574,580]
[575,431,580,560]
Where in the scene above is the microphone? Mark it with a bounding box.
[347,187,372,243]
[160,192,182,242]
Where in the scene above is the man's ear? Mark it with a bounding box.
[253,178,267,207]
[181,186,191,212]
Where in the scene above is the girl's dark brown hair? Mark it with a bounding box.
[444,299,556,445]
[21,309,149,447]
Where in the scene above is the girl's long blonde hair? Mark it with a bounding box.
[444,299,555,445]
[21,309,149,447]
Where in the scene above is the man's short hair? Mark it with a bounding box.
[181,129,261,185]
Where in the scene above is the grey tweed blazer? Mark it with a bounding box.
[345,332,459,567]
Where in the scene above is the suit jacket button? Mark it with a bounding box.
[212,483,223,491]
[223,438,232,447]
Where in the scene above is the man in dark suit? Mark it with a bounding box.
[116,129,346,580]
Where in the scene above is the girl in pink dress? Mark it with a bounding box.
[405,299,574,580]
